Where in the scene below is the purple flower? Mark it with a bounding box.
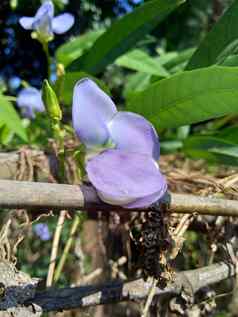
[16,87,45,119]
[19,1,74,41]
[72,78,167,208]
[34,223,51,241]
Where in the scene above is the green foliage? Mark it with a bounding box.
[127,66,238,129]
[0,95,27,141]
[162,48,195,72]
[187,0,238,69]
[56,30,104,67]
[67,0,186,74]
[115,49,169,77]
[0,125,12,145]
[183,136,238,166]
[123,72,152,98]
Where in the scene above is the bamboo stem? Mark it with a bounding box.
[0,180,238,216]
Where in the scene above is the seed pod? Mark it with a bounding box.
[42,79,62,121]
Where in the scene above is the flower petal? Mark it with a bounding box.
[124,182,167,209]
[35,1,54,19]
[72,78,117,148]
[86,149,166,207]
[108,112,160,160]
[52,13,75,34]
[17,87,45,118]
[33,12,53,38]
[19,17,34,30]
[34,223,51,241]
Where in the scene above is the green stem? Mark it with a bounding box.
[52,121,65,182]
[42,41,51,80]
[55,64,65,103]
[4,96,17,102]
[54,214,81,283]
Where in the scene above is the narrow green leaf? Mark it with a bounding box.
[127,66,238,129]
[123,72,151,98]
[56,30,104,67]
[163,48,195,69]
[183,136,238,166]
[217,125,238,143]
[0,124,12,145]
[222,55,238,67]
[67,0,186,74]
[187,0,238,70]
[0,94,27,141]
[160,140,183,153]
[116,49,169,77]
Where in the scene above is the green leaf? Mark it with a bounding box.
[187,0,238,70]
[0,124,13,145]
[222,55,238,67]
[67,0,186,74]
[116,49,169,77]
[123,72,151,98]
[160,140,183,153]
[127,66,238,129]
[0,95,27,141]
[163,48,195,70]
[56,30,104,67]
[183,136,238,166]
[61,72,111,105]
[217,125,238,143]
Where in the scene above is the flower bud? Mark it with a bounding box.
[42,79,62,121]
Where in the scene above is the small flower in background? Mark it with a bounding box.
[72,78,167,208]
[19,1,75,41]
[33,223,51,241]
[16,87,45,119]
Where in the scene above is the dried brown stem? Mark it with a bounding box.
[0,260,236,314]
[46,210,67,287]
[0,180,238,216]
[29,261,235,312]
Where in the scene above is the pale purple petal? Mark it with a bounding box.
[34,223,51,241]
[22,107,35,119]
[52,13,75,34]
[33,11,53,38]
[86,149,166,207]
[35,1,54,19]
[108,112,160,160]
[124,182,167,209]
[72,78,117,148]
[20,2,54,35]
[19,17,34,30]
[17,87,45,118]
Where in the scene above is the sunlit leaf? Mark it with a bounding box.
[127,66,238,129]
[67,0,186,74]
[0,94,27,141]
[123,72,151,98]
[56,30,104,67]
[187,0,238,69]
[116,49,169,77]
[183,136,238,166]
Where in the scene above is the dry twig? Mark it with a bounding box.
[46,210,68,287]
